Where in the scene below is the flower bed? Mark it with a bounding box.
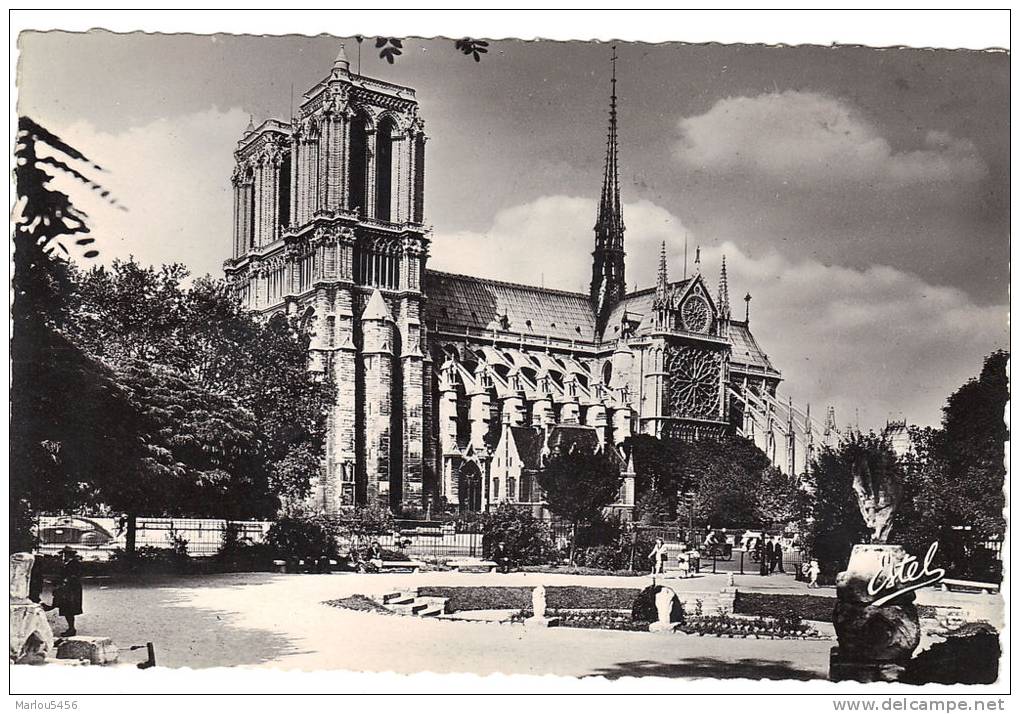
[324,594,392,614]
[417,586,642,612]
[679,613,824,639]
[510,608,650,631]
[733,592,936,622]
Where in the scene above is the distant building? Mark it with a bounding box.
[224,46,781,515]
[883,419,914,459]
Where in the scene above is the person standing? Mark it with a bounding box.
[493,541,511,574]
[758,538,769,576]
[808,559,821,588]
[46,547,82,637]
[773,538,784,573]
[649,538,667,575]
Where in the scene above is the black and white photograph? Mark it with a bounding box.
[8,9,1010,703]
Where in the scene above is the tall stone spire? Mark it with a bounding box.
[591,44,627,337]
[656,241,668,295]
[717,255,731,320]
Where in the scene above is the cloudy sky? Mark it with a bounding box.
[16,30,1009,431]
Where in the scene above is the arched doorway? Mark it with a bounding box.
[458,461,483,513]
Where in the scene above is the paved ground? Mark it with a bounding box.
[36,569,1002,678]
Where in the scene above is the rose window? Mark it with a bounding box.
[665,345,721,419]
[681,294,711,334]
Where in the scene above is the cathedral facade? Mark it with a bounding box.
[224,46,782,516]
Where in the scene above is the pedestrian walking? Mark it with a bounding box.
[765,537,777,574]
[757,538,768,576]
[773,538,784,573]
[808,559,821,588]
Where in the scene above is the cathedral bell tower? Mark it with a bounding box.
[590,46,627,338]
[225,43,431,514]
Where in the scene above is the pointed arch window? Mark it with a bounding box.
[348,113,370,215]
[375,116,397,221]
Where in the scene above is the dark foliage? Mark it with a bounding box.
[733,591,937,623]
[892,351,1007,581]
[538,448,623,563]
[479,504,556,565]
[631,584,685,624]
[66,261,335,511]
[454,38,489,62]
[901,626,1000,685]
[264,515,338,561]
[801,432,882,581]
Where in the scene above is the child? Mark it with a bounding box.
[808,559,821,588]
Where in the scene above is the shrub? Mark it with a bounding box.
[631,585,684,624]
[264,515,338,561]
[480,504,556,565]
[109,545,187,574]
[902,626,1000,685]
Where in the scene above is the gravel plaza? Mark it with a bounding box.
[29,569,1001,679]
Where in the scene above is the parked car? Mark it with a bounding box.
[37,516,117,553]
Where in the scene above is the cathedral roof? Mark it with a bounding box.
[600,281,692,341]
[726,319,777,373]
[546,424,602,457]
[424,270,596,343]
[362,288,393,322]
[509,426,545,470]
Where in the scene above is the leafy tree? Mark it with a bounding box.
[66,259,335,507]
[11,118,123,552]
[802,431,893,581]
[480,504,555,565]
[624,434,687,521]
[892,351,1008,580]
[537,449,623,563]
[755,467,806,529]
[686,435,775,529]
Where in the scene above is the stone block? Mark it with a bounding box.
[56,636,119,665]
[524,616,560,628]
[10,602,54,664]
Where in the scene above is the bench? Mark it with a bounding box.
[372,559,424,573]
[448,559,498,573]
[940,578,999,594]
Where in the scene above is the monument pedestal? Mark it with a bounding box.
[524,616,560,629]
[829,647,905,683]
[648,621,679,633]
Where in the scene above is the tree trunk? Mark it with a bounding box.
[126,513,137,557]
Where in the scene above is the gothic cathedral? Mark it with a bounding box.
[225,46,782,516]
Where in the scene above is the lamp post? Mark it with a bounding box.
[684,490,696,547]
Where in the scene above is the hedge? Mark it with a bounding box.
[734,592,937,622]
[417,586,642,611]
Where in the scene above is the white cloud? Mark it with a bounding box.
[674,91,988,187]
[431,195,693,294]
[432,195,1007,429]
[42,108,248,279]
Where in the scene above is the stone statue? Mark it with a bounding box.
[524,585,557,628]
[10,553,53,664]
[851,450,902,544]
[531,585,546,620]
[831,457,917,682]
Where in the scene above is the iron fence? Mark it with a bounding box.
[35,515,272,560]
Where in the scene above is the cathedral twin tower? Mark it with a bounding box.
[227,45,782,516]
[226,46,429,512]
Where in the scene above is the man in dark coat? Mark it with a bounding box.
[46,547,82,637]
[772,538,784,574]
[763,537,774,576]
[493,541,511,574]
